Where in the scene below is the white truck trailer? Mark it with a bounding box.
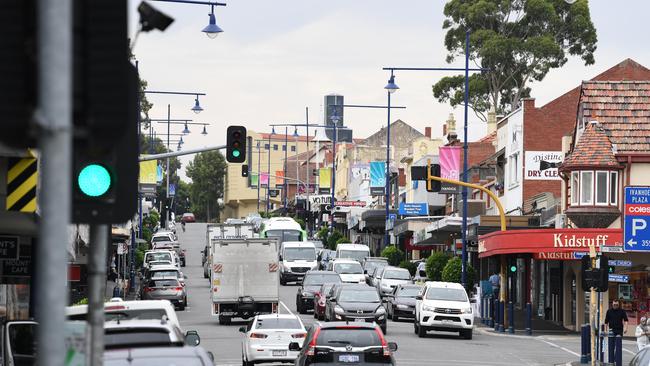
[203,222,256,278]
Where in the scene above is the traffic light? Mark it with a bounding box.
[71,0,138,223]
[241,164,249,177]
[226,126,247,163]
[426,163,441,192]
[581,254,609,292]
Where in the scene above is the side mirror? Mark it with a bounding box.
[279,255,283,261]
[416,295,423,301]
[329,298,336,303]
[185,330,201,346]
[364,269,368,274]
[207,351,215,362]
[238,326,247,333]
[388,342,398,352]
[288,342,301,351]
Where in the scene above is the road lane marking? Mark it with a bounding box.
[538,339,580,357]
[279,301,295,316]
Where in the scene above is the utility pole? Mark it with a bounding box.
[88,225,108,366]
[34,0,72,365]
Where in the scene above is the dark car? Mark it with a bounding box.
[362,257,389,281]
[296,271,342,314]
[289,322,397,366]
[384,284,422,321]
[325,284,387,334]
[314,283,336,320]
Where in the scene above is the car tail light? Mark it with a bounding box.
[291,333,306,338]
[174,287,183,291]
[305,327,321,356]
[250,333,268,339]
[143,287,155,292]
[374,327,390,356]
[314,291,320,297]
[272,303,278,313]
[105,305,126,311]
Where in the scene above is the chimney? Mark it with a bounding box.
[443,124,447,136]
[487,107,497,135]
[425,127,431,138]
[446,114,456,134]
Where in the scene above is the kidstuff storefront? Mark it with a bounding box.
[479,228,650,335]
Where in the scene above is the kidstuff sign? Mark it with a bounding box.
[478,228,623,258]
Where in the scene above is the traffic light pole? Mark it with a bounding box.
[88,224,109,366]
[34,0,73,365]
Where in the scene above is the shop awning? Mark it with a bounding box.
[478,228,623,259]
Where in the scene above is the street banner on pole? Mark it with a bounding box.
[398,202,428,216]
[168,184,176,197]
[275,171,284,188]
[156,164,163,184]
[250,173,258,188]
[139,160,157,184]
[260,173,269,188]
[319,168,331,193]
[439,146,460,194]
[370,161,385,196]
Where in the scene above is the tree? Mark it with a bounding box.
[442,257,476,291]
[172,180,192,216]
[186,150,227,222]
[433,0,597,121]
[425,251,452,281]
[381,246,404,266]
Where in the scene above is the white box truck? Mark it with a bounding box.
[210,238,280,325]
[204,222,256,279]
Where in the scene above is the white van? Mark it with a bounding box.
[279,242,317,285]
[414,281,473,339]
[335,243,370,263]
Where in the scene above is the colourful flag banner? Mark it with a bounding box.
[260,173,269,187]
[319,168,331,189]
[275,171,284,187]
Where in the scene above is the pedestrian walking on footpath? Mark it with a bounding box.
[635,316,650,351]
[605,299,628,361]
[489,272,500,297]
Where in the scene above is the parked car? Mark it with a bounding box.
[240,314,307,366]
[181,213,196,223]
[289,322,397,366]
[140,278,187,310]
[326,283,387,334]
[66,299,182,330]
[314,283,336,321]
[362,257,389,281]
[0,320,36,366]
[296,271,341,314]
[377,267,412,296]
[328,259,365,283]
[105,346,214,365]
[414,281,473,339]
[384,284,422,321]
[145,264,186,287]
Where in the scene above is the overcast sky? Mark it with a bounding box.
[129,1,649,180]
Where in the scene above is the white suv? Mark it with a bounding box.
[414,281,473,339]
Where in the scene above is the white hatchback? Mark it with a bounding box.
[328,259,366,283]
[240,314,306,366]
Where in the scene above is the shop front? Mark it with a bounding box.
[478,228,649,333]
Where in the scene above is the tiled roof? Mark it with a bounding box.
[579,81,650,153]
[560,121,621,170]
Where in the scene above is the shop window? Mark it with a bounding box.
[265,144,270,150]
[273,144,278,151]
[282,145,286,151]
[595,171,608,205]
[571,172,579,205]
[580,171,593,205]
[509,153,519,186]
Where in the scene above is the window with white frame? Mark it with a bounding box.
[509,153,519,186]
[570,170,619,207]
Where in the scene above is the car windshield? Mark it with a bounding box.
[68,309,169,322]
[8,323,36,357]
[320,284,335,295]
[425,287,468,302]
[396,287,421,298]
[104,329,173,349]
[364,260,387,273]
[315,328,380,347]
[338,250,368,262]
[338,289,380,303]
[148,261,172,267]
[146,253,171,262]
[266,229,302,242]
[303,274,341,286]
[373,268,385,278]
[284,247,316,261]
[150,270,179,279]
[152,236,171,242]
[254,318,302,329]
[148,279,179,288]
[384,270,410,280]
[333,262,363,274]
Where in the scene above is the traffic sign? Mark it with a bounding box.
[624,186,650,252]
[608,274,629,283]
[398,202,428,216]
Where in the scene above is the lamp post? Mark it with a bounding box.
[267,129,273,214]
[382,31,488,288]
[149,0,227,38]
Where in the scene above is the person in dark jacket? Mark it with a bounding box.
[605,300,628,362]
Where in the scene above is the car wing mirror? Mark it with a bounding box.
[238,326,247,333]
[185,330,201,346]
[288,342,301,351]
[388,342,398,352]
[207,351,215,362]
[279,255,283,261]
[416,295,423,300]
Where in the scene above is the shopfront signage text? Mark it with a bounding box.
[335,201,366,207]
[525,151,563,181]
[553,233,609,248]
[608,260,632,267]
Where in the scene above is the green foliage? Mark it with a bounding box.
[135,242,148,267]
[381,246,404,266]
[73,297,88,305]
[399,260,417,277]
[326,230,345,250]
[142,209,160,243]
[441,257,476,291]
[433,0,597,120]
[425,252,452,281]
[173,180,192,216]
[186,151,227,222]
[293,217,306,230]
[335,237,349,245]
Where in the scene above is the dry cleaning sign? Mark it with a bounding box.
[525,151,563,180]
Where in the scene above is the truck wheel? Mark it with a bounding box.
[280,276,286,286]
[297,302,305,314]
[381,324,387,335]
[219,316,231,325]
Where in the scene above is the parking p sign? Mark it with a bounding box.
[624,186,650,252]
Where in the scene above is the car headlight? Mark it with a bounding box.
[375,306,386,314]
[422,304,435,312]
[396,304,409,310]
[301,292,310,297]
[334,305,345,314]
[462,307,472,314]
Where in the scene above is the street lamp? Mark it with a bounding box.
[191,96,204,114]
[183,122,191,134]
[202,125,208,135]
[383,72,399,247]
[202,5,224,38]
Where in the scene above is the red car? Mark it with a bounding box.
[181,213,196,223]
[313,283,336,320]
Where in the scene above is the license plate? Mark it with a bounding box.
[354,318,365,322]
[338,354,360,363]
[272,350,287,356]
[442,319,454,323]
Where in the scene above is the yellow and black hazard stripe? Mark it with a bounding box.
[6,157,37,212]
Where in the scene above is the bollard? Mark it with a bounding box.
[580,324,591,364]
[607,332,622,366]
[599,325,605,362]
[498,301,505,332]
[508,301,515,334]
[481,298,486,324]
[525,302,532,335]
[487,298,494,327]
[494,298,499,331]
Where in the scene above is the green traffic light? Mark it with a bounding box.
[78,164,112,197]
[232,150,241,158]
[510,265,517,273]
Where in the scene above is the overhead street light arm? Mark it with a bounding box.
[143,91,207,96]
[139,144,226,161]
[383,67,487,72]
[151,0,226,7]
